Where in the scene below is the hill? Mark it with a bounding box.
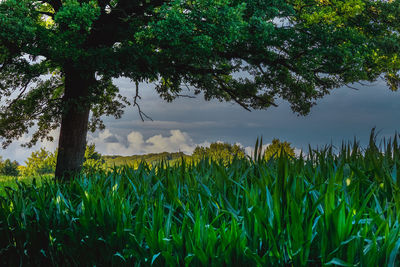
[102,152,192,167]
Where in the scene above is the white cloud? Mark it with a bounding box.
[89,129,205,156]
[90,130,305,159]
[0,130,59,164]
[244,144,270,158]
[0,126,301,165]
[294,148,303,157]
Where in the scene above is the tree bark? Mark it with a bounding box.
[55,67,93,181]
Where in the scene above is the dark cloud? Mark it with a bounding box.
[108,78,400,152]
[1,78,399,163]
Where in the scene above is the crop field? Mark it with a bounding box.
[0,175,52,196]
[1,137,400,266]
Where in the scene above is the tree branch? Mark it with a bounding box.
[175,93,195,99]
[344,84,359,90]
[133,81,153,121]
[213,77,251,111]
[7,79,31,106]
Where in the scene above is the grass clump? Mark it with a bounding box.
[1,134,400,266]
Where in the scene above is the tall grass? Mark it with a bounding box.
[1,132,400,266]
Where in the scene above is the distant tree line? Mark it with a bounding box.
[192,143,246,164]
[0,139,296,177]
[192,139,296,163]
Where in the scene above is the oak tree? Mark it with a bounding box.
[0,0,399,180]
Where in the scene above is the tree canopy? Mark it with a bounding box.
[193,142,245,163]
[0,0,399,178]
[21,148,56,176]
[0,157,19,176]
[264,138,295,160]
[19,144,103,176]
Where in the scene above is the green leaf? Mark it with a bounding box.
[325,258,355,266]
[113,252,126,262]
[151,252,161,265]
[388,237,400,267]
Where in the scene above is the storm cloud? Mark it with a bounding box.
[1,78,399,163]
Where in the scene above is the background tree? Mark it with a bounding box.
[192,146,207,159]
[83,143,105,172]
[193,142,245,163]
[20,144,103,176]
[1,159,20,176]
[264,138,295,161]
[0,158,19,176]
[84,143,102,162]
[0,0,399,180]
[20,148,56,177]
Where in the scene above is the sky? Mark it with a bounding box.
[2,77,400,164]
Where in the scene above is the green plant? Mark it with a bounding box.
[1,131,400,266]
[1,0,400,179]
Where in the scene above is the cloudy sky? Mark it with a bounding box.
[2,77,400,164]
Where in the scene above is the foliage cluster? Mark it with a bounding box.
[192,142,245,164]
[19,148,56,177]
[18,144,104,177]
[0,157,19,176]
[83,143,105,172]
[263,138,295,161]
[1,0,400,153]
[1,132,400,265]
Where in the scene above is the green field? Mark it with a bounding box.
[1,137,400,266]
[0,175,53,196]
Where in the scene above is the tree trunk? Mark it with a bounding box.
[55,67,93,181]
